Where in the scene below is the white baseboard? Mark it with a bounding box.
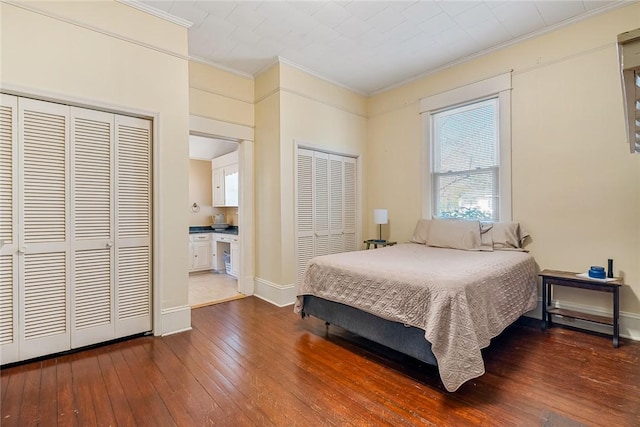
[254,277,297,307]
[524,299,640,342]
[160,305,192,336]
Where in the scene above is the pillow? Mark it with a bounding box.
[483,221,530,250]
[409,219,432,244]
[426,219,482,251]
[479,222,494,252]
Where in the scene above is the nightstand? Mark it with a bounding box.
[539,269,622,348]
[364,239,397,249]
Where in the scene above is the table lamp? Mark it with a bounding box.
[373,209,388,242]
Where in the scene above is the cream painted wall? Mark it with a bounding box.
[367,4,640,316]
[253,62,368,286]
[1,2,190,315]
[279,85,368,285]
[188,159,212,226]
[254,67,282,285]
[189,61,254,127]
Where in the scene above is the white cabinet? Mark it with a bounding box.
[189,234,212,272]
[210,233,239,278]
[212,168,225,207]
[212,151,239,207]
[230,238,239,278]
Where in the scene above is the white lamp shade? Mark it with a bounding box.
[373,209,388,225]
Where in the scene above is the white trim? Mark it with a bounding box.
[160,305,192,336]
[238,140,255,296]
[419,72,511,113]
[118,0,193,28]
[276,57,368,97]
[420,72,512,221]
[254,278,297,308]
[295,139,360,160]
[189,115,254,142]
[524,299,640,342]
[189,55,254,80]
[188,115,255,299]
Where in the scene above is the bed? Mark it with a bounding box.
[294,219,538,392]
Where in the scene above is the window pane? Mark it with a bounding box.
[434,170,496,220]
[433,99,498,173]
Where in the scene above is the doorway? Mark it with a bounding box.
[188,134,243,307]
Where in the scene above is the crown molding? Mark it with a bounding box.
[117,0,193,28]
[189,55,254,80]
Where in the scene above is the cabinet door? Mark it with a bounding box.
[0,94,18,364]
[230,241,239,278]
[192,242,211,270]
[189,242,195,271]
[212,167,225,207]
[223,164,238,207]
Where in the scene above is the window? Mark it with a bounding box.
[431,98,499,220]
[420,73,512,222]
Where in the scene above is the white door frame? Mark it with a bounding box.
[189,115,255,296]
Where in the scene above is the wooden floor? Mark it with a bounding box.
[2,297,639,426]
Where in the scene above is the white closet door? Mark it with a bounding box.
[115,115,151,338]
[295,149,314,285]
[328,155,344,254]
[313,151,329,257]
[70,107,115,348]
[18,98,71,360]
[0,94,19,364]
[343,157,357,252]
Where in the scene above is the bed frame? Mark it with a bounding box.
[301,295,438,366]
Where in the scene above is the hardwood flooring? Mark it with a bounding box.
[2,296,639,426]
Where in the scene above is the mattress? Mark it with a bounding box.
[295,243,538,391]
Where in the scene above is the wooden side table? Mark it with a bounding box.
[539,269,622,348]
[364,239,397,249]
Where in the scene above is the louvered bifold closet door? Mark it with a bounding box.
[70,108,115,348]
[342,157,357,252]
[0,95,19,364]
[328,155,344,254]
[295,149,314,285]
[18,98,71,360]
[313,151,330,257]
[115,115,151,338]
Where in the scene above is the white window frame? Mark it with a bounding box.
[420,72,512,221]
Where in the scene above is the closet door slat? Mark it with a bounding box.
[115,115,151,338]
[18,98,71,360]
[70,107,115,348]
[0,94,18,364]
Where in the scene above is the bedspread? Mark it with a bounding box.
[294,243,538,392]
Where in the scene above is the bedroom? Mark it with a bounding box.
[1,0,639,424]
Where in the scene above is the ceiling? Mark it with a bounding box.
[138,0,625,95]
[189,135,238,160]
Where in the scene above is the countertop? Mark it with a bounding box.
[189,226,238,235]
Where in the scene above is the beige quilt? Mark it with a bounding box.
[294,243,538,392]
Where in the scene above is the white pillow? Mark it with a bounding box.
[409,219,432,244]
[426,219,482,251]
[482,221,529,250]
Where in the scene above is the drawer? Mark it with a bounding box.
[190,234,212,242]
